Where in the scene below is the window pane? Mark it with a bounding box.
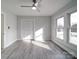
[56,17,64,40]
[69,12,77,45]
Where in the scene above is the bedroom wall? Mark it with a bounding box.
[17,16,51,42]
[51,0,77,57]
[2,11,17,48]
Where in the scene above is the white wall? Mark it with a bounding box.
[1,14,4,49]
[51,0,77,57]
[17,16,51,42]
[34,16,51,41]
[2,11,17,48]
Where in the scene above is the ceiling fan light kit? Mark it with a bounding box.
[32,6,37,10]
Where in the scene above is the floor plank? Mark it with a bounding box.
[1,40,74,59]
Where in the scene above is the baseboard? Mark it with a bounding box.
[3,39,18,49]
[50,40,77,59]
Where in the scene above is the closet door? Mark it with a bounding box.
[21,21,34,40]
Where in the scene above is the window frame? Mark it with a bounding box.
[68,11,77,46]
[56,16,65,40]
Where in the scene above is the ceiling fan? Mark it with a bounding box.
[20,0,41,12]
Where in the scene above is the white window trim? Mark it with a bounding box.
[68,11,77,46]
[56,16,65,40]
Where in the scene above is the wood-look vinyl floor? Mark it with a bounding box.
[2,40,73,59]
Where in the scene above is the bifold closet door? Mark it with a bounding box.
[21,21,34,40]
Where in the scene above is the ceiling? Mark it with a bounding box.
[1,0,72,16]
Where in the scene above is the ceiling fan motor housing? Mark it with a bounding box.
[33,0,37,4]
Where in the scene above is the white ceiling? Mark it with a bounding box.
[2,0,72,16]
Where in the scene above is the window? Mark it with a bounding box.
[69,12,77,45]
[56,17,64,40]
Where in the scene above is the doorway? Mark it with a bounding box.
[21,21,34,41]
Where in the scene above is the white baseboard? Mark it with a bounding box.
[4,39,17,49]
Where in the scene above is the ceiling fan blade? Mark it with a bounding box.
[21,6,32,7]
[36,7,40,12]
[36,0,42,3]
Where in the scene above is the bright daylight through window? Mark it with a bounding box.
[69,12,77,45]
[56,17,64,40]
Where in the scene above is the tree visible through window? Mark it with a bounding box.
[56,17,64,40]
